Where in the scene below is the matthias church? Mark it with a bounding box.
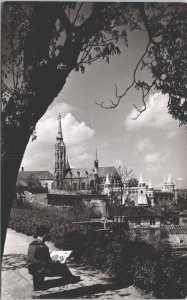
[53,114,178,207]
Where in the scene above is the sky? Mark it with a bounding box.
[21,14,187,189]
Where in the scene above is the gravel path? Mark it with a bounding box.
[2,229,153,299]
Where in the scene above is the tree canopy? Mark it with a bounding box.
[2,2,187,129]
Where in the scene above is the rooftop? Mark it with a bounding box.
[112,206,161,218]
[65,166,120,179]
[18,171,54,180]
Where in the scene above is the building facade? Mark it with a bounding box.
[53,115,178,207]
[53,115,122,193]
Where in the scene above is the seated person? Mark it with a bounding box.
[27,225,80,290]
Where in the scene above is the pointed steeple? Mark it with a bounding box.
[96,148,98,161]
[105,174,110,186]
[57,113,63,141]
[66,156,70,170]
[139,173,144,184]
[148,181,152,189]
[167,173,172,184]
[94,148,99,170]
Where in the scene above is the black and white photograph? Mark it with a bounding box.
[1,1,187,299]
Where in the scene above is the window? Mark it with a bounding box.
[51,183,54,189]
[82,182,85,190]
[141,190,143,194]
[135,218,141,225]
[150,218,155,225]
[45,183,48,188]
[74,182,77,190]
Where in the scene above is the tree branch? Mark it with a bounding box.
[95,41,151,109]
[73,2,83,25]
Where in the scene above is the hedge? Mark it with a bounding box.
[9,203,187,298]
[9,203,75,244]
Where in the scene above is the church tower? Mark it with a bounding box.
[162,174,175,193]
[54,114,66,189]
[138,173,148,206]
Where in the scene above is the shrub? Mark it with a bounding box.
[9,203,74,239]
[132,241,187,299]
[9,204,187,298]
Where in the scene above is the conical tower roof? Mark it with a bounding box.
[148,181,152,189]
[105,174,110,185]
[66,156,70,170]
[95,148,98,161]
[57,113,63,141]
[167,173,172,184]
[139,173,144,184]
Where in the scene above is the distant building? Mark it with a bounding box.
[53,114,121,193]
[53,115,178,209]
[19,115,181,213]
[111,206,161,228]
[124,174,178,207]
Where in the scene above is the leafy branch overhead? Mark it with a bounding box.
[2,2,187,130]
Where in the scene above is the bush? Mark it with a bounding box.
[132,241,187,299]
[9,203,74,239]
[9,204,187,298]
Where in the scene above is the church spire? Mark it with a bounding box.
[57,113,63,141]
[139,173,144,184]
[96,148,98,161]
[167,173,172,184]
[94,148,99,170]
[66,156,70,170]
[148,180,152,189]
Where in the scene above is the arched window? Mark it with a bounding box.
[74,182,77,190]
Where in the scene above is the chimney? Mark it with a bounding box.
[21,167,24,172]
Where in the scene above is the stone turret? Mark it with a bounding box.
[138,173,148,206]
[103,174,111,196]
[147,181,154,206]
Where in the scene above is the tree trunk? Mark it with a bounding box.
[1,127,31,258]
[1,2,107,259]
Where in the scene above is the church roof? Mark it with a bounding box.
[65,168,94,178]
[98,167,120,178]
[65,166,120,179]
[19,171,54,180]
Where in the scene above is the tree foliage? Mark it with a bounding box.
[24,174,47,193]
[2,2,187,129]
[126,177,139,187]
